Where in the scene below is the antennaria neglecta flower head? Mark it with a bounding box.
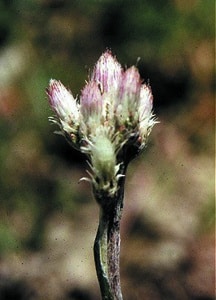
[47,51,157,197]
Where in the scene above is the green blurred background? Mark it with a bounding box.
[0,1,214,299]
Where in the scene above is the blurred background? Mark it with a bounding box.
[0,0,214,299]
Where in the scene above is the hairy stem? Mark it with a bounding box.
[107,199,123,300]
[94,209,114,300]
[94,170,126,300]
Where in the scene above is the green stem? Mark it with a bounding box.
[94,172,126,300]
[94,209,114,300]
[107,199,123,300]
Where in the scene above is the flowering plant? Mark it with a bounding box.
[47,51,156,300]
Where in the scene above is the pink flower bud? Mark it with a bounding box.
[139,84,153,120]
[119,66,141,103]
[138,84,155,146]
[46,79,80,133]
[91,51,122,93]
[117,67,142,122]
[80,81,102,118]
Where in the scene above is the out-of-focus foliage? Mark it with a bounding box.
[0,1,214,299]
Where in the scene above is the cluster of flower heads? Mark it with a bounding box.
[47,51,156,196]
